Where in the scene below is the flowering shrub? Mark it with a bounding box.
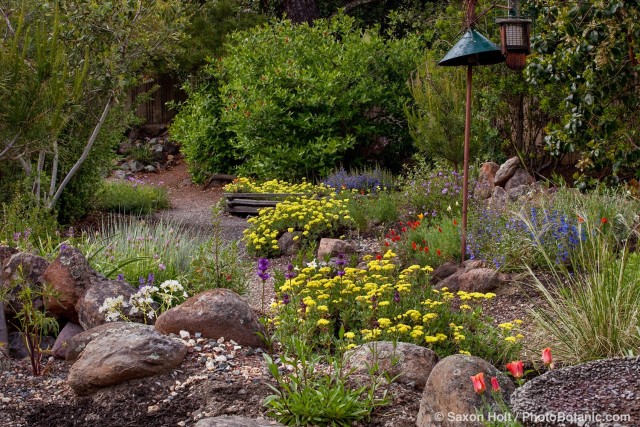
[98,279,189,322]
[322,167,394,194]
[269,251,522,364]
[398,163,466,219]
[467,204,585,270]
[224,177,331,195]
[243,194,354,257]
[383,215,461,267]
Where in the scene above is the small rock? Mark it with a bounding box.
[215,355,228,363]
[180,330,191,339]
[148,404,160,414]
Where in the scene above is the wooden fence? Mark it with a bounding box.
[127,74,187,125]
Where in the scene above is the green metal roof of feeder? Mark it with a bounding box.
[439,28,505,67]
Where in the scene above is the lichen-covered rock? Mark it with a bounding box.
[416,354,515,427]
[155,289,265,348]
[67,323,186,395]
[317,238,356,261]
[42,247,100,322]
[66,322,141,363]
[474,162,500,199]
[344,341,438,388]
[457,268,501,293]
[75,279,139,330]
[195,417,284,427]
[504,168,535,192]
[494,157,521,187]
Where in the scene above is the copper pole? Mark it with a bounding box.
[461,64,472,264]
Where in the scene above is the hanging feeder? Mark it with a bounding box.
[496,17,532,70]
[438,28,503,263]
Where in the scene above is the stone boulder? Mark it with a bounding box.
[67,323,187,395]
[507,184,530,202]
[457,268,501,293]
[277,232,301,256]
[42,247,100,321]
[317,238,356,261]
[416,354,515,427]
[344,341,438,388]
[434,260,489,292]
[430,261,459,284]
[51,322,84,359]
[1,252,49,314]
[474,162,499,200]
[511,357,640,427]
[66,322,141,363]
[504,168,535,192]
[76,279,139,330]
[494,157,521,187]
[488,186,509,211]
[195,417,284,427]
[0,245,18,268]
[155,289,266,348]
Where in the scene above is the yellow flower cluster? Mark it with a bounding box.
[499,319,525,343]
[244,194,354,255]
[272,250,510,358]
[224,177,331,195]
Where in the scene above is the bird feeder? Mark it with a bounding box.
[496,17,532,70]
[439,28,504,263]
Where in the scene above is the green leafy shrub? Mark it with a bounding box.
[172,14,424,181]
[269,252,522,365]
[243,194,354,257]
[94,180,170,215]
[346,192,402,233]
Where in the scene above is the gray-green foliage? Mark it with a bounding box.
[405,55,482,170]
[172,14,424,182]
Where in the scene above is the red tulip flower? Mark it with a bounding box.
[470,372,486,394]
[541,347,553,368]
[506,360,524,379]
[490,376,500,392]
[601,217,608,224]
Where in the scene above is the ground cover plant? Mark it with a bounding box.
[243,193,354,257]
[94,179,170,215]
[267,251,523,365]
[224,177,332,195]
[322,166,395,195]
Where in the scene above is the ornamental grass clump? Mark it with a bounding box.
[243,194,354,257]
[270,250,522,365]
[75,216,202,285]
[224,177,332,195]
[522,208,640,364]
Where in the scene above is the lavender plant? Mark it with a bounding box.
[322,166,395,194]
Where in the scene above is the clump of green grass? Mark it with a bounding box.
[75,215,201,285]
[519,189,640,364]
[94,180,169,214]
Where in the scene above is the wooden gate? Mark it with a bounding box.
[128,74,187,125]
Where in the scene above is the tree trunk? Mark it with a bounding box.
[284,0,319,24]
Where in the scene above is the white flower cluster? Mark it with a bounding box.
[99,280,189,323]
[98,296,129,322]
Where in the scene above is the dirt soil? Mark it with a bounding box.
[0,162,537,427]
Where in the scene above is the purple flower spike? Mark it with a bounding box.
[393,290,401,303]
[139,277,146,286]
[147,273,155,285]
[13,232,21,242]
[60,243,68,252]
[257,258,269,272]
[282,293,290,305]
[258,271,271,281]
[117,274,125,281]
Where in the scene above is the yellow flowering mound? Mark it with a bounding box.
[224,177,332,195]
[270,251,523,364]
[243,194,354,256]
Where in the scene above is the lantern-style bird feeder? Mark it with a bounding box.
[496,4,532,70]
